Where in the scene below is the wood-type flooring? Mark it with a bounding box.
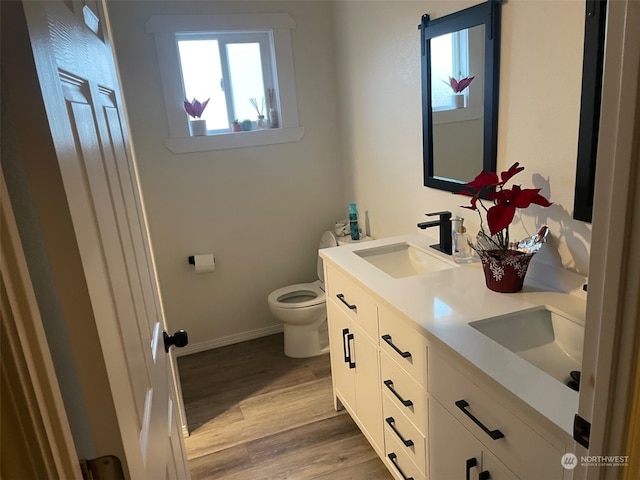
[178,333,392,479]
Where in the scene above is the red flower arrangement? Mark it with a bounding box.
[184,98,210,119]
[458,162,552,251]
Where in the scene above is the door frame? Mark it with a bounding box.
[1,169,83,479]
[577,0,640,478]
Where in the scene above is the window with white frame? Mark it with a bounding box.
[146,13,304,153]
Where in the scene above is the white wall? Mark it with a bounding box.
[334,0,591,274]
[108,1,346,349]
[108,0,592,349]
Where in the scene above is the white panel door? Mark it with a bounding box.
[20,1,190,478]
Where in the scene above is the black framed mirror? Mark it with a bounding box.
[573,0,606,223]
[420,0,501,193]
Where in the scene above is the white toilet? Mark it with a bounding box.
[267,231,339,358]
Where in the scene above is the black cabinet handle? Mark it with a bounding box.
[384,380,413,407]
[455,400,504,440]
[342,329,355,368]
[381,334,412,359]
[466,458,477,480]
[342,328,350,363]
[479,471,491,480]
[346,333,355,369]
[336,293,357,311]
[385,417,414,447]
[387,453,414,480]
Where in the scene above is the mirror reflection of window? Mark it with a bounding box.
[430,29,470,111]
[431,24,485,182]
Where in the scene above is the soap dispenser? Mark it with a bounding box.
[348,202,360,240]
[453,217,473,263]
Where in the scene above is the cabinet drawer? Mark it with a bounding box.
[326,266,378,340]
[383,392,426,474]
[381,353,427,435]
[379,306,428,387]
[429,350,565,480]
[385,430,426,480]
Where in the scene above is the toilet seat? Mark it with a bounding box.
[267,280,326,309]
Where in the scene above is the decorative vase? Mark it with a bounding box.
[269,107,279,128]
[476,249,534,293]
[257,115,266,129]
[188,118,207,136]
[451,94,465,109]
[241,119,253,131]
[471,226,549,293]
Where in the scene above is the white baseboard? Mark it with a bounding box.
[174,324,284,357]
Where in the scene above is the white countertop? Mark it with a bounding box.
[320,233,586,438]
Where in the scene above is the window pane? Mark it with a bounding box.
[226,43,266,122]
[430,33,455,109]
[178,39,229,130]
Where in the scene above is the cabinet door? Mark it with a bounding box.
[430,399,519,480]
[327,299,356,412]
[352,322,383,451]
[430,398,483,480]
[481,448,519,480]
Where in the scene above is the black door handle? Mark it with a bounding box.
[163,329,188,352]
[346,333,355,369]
[479,470,491,480]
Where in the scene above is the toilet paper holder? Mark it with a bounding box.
[187,253,216,273]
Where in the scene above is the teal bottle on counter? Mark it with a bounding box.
[348,202,360,240]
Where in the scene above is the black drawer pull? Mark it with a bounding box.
[381,334,412,358]
[387,453,414,480]
[455,399,504,440]
[479,471,491,480]
[384,380,413,407]
[336,293,357,311]
[385,417,414,447]
[466,457,477,480]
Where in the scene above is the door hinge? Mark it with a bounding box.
[574,414,591,449]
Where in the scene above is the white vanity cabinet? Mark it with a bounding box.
[323,257,573,480]
[429,349,567,480]
[326,266,383,452]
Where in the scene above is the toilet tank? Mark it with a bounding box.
[317,231,338,287]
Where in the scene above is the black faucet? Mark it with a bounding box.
[417,211,452,255]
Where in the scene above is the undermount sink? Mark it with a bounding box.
[354,242,456,278]
[469,307,584,386]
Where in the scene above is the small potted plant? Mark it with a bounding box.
[184,98,209,136]
[231,119,242,132]
[444,75,474,109]
[458,162,552,292]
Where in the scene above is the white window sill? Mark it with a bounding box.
[164,126,305,154]
[433,106,483,125]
